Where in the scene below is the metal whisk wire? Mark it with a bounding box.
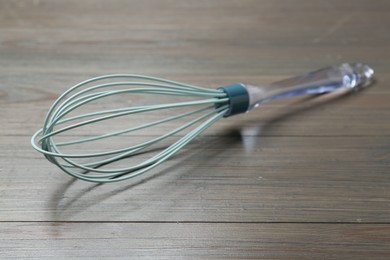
[32,74,230,182]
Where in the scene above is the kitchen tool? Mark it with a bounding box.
[31,63,374,183]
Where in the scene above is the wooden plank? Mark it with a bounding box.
[1,223,389,259]
[1,136,389,222]
[0,0,389,82]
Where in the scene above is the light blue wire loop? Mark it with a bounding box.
[31,74,230,183]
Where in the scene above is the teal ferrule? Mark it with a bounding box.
[218,83,250,117]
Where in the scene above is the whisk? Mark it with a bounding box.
[31,63,374,183]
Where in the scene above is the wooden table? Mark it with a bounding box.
[1,0,389,258]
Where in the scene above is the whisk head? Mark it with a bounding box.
[31,74,234,183]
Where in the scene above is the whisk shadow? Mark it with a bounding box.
[50,146,169,216]
[49,136,228,221]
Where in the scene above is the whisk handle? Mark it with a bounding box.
[244,63,374,111]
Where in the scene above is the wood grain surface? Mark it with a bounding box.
[1,0,389,259]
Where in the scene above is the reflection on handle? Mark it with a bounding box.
[245,63,374,110]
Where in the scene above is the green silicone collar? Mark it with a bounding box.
[219,83,250,117]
